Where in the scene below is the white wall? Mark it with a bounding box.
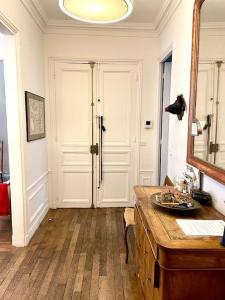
[199,30,225,59]
[44,28,160,197]
[159,0,225,216]
[159,0,193,181]
[0,0,48,245]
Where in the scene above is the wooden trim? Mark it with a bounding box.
[187,0,225,185]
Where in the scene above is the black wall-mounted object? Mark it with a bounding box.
[165,94,186,121]
[191,171,212,205]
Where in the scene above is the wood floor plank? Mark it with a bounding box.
[111,209,125,300]
[73,253,86,293]
[0,216,12,244]
[0,250,27,298]
[60,223,80,284]
[120,253,143,300]
[98,276,115,300]
[11,273,30,300]
[89,254,100,300]
[36,250,63,299]
[45,225,72,297]
[79,209,95,300]
[0,208,141,300]
[63,253,80,300]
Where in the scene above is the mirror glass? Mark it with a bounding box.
[194,0,225,170]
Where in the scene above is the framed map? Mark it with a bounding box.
[25,91,46,142]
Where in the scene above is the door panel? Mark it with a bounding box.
[102,71,131,146]
[194,63,215,162]
[55,63,94,208]
[101,171,129,203]
[97,63,138,207]
[62,171,90,203]
[60,69,90,144]
[215,64,225,169]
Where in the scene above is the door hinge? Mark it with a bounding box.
[153,261,160,288]
[209,142,219,154]
[90,143,99,155]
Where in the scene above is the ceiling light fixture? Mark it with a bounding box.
[59,0,133,24]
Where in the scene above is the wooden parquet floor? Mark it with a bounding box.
[0,208,142,300]
[0,216,11,244]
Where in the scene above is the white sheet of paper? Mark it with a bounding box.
[176,219,225,236]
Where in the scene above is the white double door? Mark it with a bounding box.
[195,62,225,168]
[52,61,140,208]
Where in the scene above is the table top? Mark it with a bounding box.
[134,185,225,251]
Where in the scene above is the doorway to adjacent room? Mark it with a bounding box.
[158,54,173,185]
[0,52,11,243]
[0,22,27,246]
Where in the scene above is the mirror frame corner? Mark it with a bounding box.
[187,0,225,185]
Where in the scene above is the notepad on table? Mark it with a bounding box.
[176,219,225,236]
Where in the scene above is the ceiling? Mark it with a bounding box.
[40,0,165,24]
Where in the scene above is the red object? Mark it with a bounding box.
[0,183,10,216]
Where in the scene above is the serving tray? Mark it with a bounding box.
[151,192,201,212]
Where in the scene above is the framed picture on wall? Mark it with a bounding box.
[25,91,46,142]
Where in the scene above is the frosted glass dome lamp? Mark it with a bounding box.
[59,0,133,24]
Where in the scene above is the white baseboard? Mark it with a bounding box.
[97,202,133,208]
[12,234,26,247]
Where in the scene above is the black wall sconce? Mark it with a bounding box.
[165,94,186,121]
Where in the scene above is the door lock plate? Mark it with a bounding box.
[209,142,219,154]
[90,144,99,155]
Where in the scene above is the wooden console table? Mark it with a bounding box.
[134,186,225,300]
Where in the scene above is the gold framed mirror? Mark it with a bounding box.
[187,0,225,184]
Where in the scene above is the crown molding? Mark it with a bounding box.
[0,11,19,34]
[45,20,157,38]
[154,0,182,34]
[47,20,154,31]
[20,0,48,31]
[201,22,225,36]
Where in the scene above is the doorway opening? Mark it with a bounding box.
[0,49,11,244]
[158,54,173,185]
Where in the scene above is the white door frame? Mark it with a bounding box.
[0,14,27,246]
[47,58,142,208]
[159,60,172,185]
[156,47,173,185]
